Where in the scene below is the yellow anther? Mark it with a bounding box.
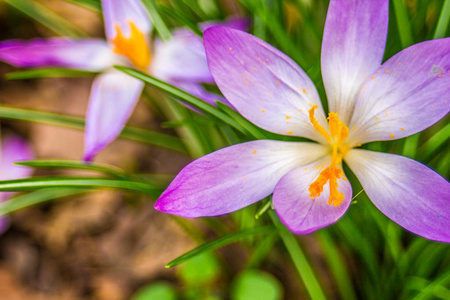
[308,105,331,143]
[307,108,350,207]
[112,21,151,70]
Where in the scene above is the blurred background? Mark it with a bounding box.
[0,0,449,299]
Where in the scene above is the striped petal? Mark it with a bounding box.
[348,38,450,144]
[321,0,389,124]
[84,71,144,161]
[0,38,114,71]
[155,140,328,217]
[204,26,328,143]
[345,149,450,243]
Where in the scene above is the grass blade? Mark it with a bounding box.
[141,0,172,42]
[434,0,450,39]
[0,106,187,154]
[16,160,128,179]
[115,66,248,135]
[6,68,97,80]
[0,188,89,215]
[269,210,327,300]
[4,0,86,37]
[166,226,275,268]
[392,0,414,48]
[0,177,162,197]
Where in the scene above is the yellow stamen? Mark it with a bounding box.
[307,107,349,206]
[112,21,151,70]
[308,105,331,143]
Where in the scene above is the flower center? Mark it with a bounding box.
[307,105,350,206]
[112,21,151,71]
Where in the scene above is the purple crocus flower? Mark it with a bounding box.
[155,0,450,242]
[0,135,34,234]
[0,0,246,161]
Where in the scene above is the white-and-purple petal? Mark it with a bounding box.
[321,0,389,124]
[155,140,328,217]
[0,38,115,71]
[84,71,144,161]
[273,158,352,234]
[204,26,328,143]
[101,0,152,41]
[348,38,450,144]
[345,149,450,243]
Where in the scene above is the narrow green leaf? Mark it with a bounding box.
[165,226,275,268]
[4,0,86,38]
[0,106,187,154]
[392,0,414,48]
[0,188,89,215]
[269,210,327,300]
[402,133,420,159]
[419,122,450,162]
[317,231,357,300]
[115,66,248,135]
[65,0,101,11]
[6,68,97,80]
[160,5,203,37]
[434,0,450,39]
[141,0,172,42]
[16,160,128,179]
[0,177,161,197]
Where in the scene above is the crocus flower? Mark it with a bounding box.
[155,0,450,242]
[0,0,246,161]
[0,135,34,234]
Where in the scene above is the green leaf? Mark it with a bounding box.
[166,226,275,268]
[269,210,327,300]
[6,68,97,80]
[141,0,172,42]
[16,160,128,179]
[0,188,89,215]
[64,0,101,11]
[434,0,450,39]
[115,66,248,135]
[419,122,450,163]
[0,106,187,154]
[231,269,283,300]
[392,0,414,48]
[0,177,162,197]
[130,282,177,300]
[160,5,203,37]
[4,0,87,38]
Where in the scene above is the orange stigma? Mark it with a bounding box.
[112,21,151,70]
[308,106,350,206]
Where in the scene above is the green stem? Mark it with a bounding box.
[269,210,327,300]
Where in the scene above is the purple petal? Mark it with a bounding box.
[0,38,114,71]
[348,38,450,144]
[84,71,144,161]
[0,134,34,202]
[204,26,328,143]
[151,17,250,84]
[345,149,450,242]
[321,0,389,124]
[155,140,328,217]
[101,0,152,41]
[0,135,34,181]
[273,158,352,234]
[151,32,214,83]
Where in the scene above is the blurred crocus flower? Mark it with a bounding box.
[155,0,450,242]
[0,135,34,234]
[0,0,247,161]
